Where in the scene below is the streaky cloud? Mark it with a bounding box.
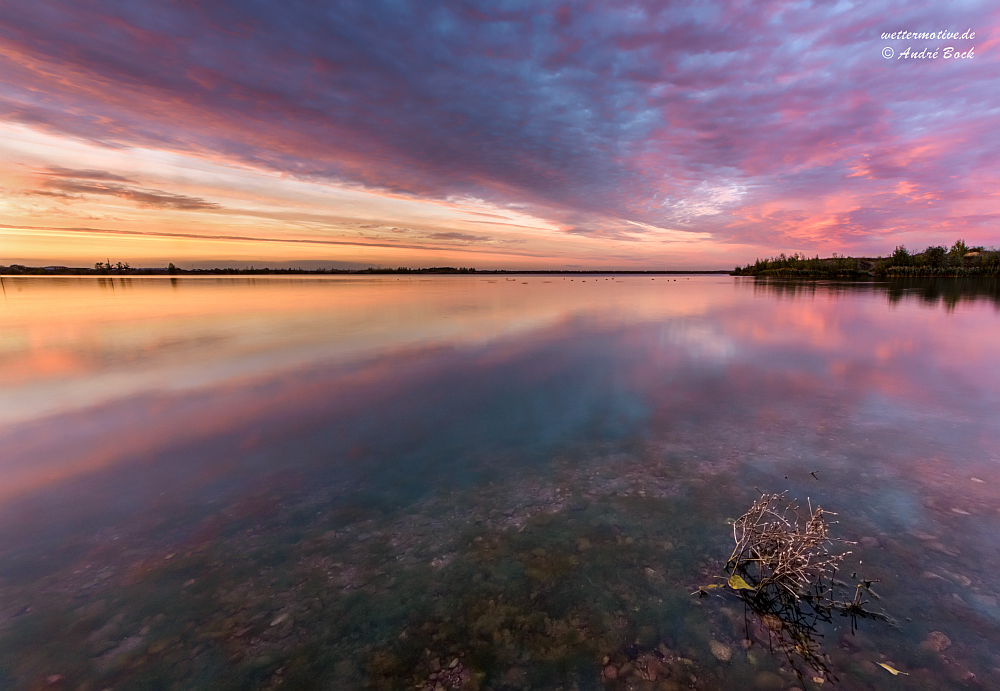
[44,178,220,210]
[41,166,135,183]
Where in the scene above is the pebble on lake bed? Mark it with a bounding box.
[709,639,732,661]
[921,630,951,652]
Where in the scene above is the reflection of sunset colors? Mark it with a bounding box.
[0,275,716,425]
[2,2,999,269]
[2,276,999,506]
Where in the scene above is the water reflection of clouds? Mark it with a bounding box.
[731,284,1000,411]
[3,276,999,548]
[0,315,648,506]
[0,276,719,426]
[656,321,735,362]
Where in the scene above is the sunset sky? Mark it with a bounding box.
[1,1,998,270]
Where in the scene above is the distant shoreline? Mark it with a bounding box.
[0,265,732,276]
[5,265,1000,279]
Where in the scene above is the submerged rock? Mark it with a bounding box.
[709,640,732,662]
[921,630,952,652]
[753,671,784,689]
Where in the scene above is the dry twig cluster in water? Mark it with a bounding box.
[717,492,889,683]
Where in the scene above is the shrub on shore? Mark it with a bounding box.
[733,240,999,277]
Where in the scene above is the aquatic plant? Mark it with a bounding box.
[714,492,889,684]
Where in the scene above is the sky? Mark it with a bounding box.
[1,0,998,270]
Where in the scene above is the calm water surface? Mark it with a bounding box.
[1,275,999,691]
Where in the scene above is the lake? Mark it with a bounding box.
[1,275,999,691]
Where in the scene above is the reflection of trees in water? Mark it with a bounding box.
[743,277,1000,310]
[884,277,1000,310]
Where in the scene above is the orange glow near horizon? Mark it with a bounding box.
[2,116,991,269]
[0,124,748,270]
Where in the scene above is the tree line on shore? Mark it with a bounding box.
[0,264,729,276]
[733,240,1000,277]
[0,264,480,276]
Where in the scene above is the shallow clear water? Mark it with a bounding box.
[1,275,999,690]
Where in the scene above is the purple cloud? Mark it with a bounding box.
[427,232,491,243]
[42,166,135,182]
[43,177,220,210]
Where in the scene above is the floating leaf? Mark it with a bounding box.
[877,662,909,676]
[728,573,755,590]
